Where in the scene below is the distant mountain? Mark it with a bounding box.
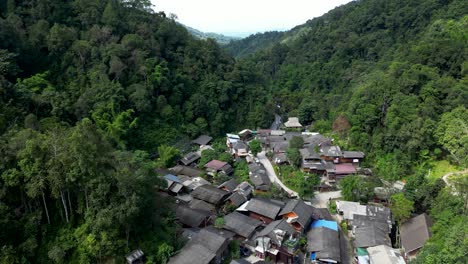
[183,25,241,45]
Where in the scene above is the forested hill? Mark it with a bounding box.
[0,0,467,263]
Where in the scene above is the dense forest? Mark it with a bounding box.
[0,0,467,263]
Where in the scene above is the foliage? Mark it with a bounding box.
[286,148,301,168]
[328,200,337,214]
[339,176,375,203]
[233,160,249,183]
[435,106,468,167]
[249,139,262,156]
[289,136,304,149]
[277,166,318,198]
[155,145,180,168]
[214,217,225,229]
[389,193,414,223]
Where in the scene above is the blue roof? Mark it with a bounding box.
[163,174,180,183]
[310,219,338,231]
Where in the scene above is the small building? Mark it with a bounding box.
[191,184,230,206]
[253,219,299,263]
[232,141,249,157]
[235,181,254,198]
[354,224,392,248]
[204,160,233,176]
[244,198,284,224]
[181,177,210,192]
[400,213,432,259]
[320,145,342,162]
[223,212,263,240]
[176,206,213,228]
[168,227,234,264]
[189,199,216,213]
[163,174,184,194]
[218,179,239,192]
[271,141,289,153]
[367,245,406,264]
[284,117,302,128]
[192,135,213,146]
[225,192,248,207]
[300,148,325,175]
[226,133,241,148]
[248,163,271,191]
[307,226,341,264]
[274,153,289,165]
[270,130,286,136]
[278,199,314,232]
[341,151,365,164]
[179,152,201,166]
[170,165,204,178]
[126,249,144,264]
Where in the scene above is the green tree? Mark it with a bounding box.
[155,145,180,168]
[289,136,304,149]
[286,148,301,168]
[249,139,262,156]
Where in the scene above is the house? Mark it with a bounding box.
[192,135,213,146]
[170,165,204,178]
[204,160,233,176]
[176,206,213,228]
[341,151,365,164]
[168,227,234,264]
[232,141,249,157]
[333,163,357,181]
[248,163,271,191]
[252,219,299,263]
[189,199,216,213]
[300,148,325,175]
[400,213,432,259]
[126,249,144,264]
[191,184,229,206]
[307,226,341,264]
[179,152,201,166]
[367,245,406,264]
[218,179,239,192]
[181,177,210,192]
[243,198,284,224]
[320,145,342,162]
[235,181,254,198]
[336,201,367,221]
[354,224,392,248]
[278,200,314,232]
[337,201,393,233]
[223,212,263,240]
[274,153,289,165]
[239,129,254,140]
[271,141,289,153]
[284,117,302,128]
[303,134,331,148]
[226,133,241,148]
[225,192,248,207]
[163,174,184,194]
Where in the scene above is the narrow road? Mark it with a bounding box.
[257,151,299,198]
[442,169,468,195]
[309,191,342,208]
[270,114,282,130]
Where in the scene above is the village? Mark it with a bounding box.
[127,117,433,264]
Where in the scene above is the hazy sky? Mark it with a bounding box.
[152,0,353,37]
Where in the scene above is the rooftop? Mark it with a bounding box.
[245,198,284,220]
[191,184,229,205]
[223,212,262,238]
[284,117,302,128]
[400,213,432,254]
[204,160,228,170]
[192,135,213,146]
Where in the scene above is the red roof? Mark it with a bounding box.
[204,160,228,170]
[335,163,356,175]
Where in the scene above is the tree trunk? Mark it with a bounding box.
[84,187,89,210]
[42,191,50,224]
[60,190,69,223]
[67,189,72,219]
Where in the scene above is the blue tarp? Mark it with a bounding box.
[310,252,316,260]
[163,174,180,183]
[310,219,338,231]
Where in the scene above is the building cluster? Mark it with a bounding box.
[126,117,433,264]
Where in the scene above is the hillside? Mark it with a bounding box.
[0,0,467,263]
[183,25,241,44]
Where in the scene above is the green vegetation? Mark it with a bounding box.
[277,165,319,198]
[249,139,262,156]
[427,160,458,181]
[339,176,375,203]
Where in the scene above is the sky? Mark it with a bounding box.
[152,0,353,37]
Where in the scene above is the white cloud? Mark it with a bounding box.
[152,0,353,36]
